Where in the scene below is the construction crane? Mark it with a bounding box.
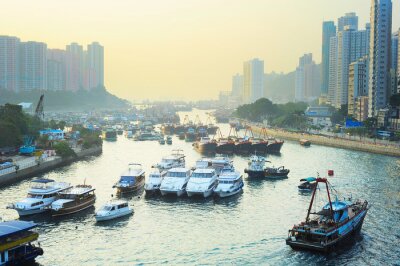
[35,94,44,120]
[20,94,44,155]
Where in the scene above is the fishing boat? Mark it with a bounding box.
[8,179,72,217]
[266,138,284,154]
[216,138,235,154]
[206,116,218,135]
[0,220,44,265]
[193,137,217,154]
[102,128,117,141]
[186,168,218,198]
[152,150,185,170]
[286,178,369,252]
[298,177,317,191]
[300,139,311,147]
[174,124,186,136]
[250,138,269,154]
[95,200,133,222]
[264,166,290,178]
[166,136,172,145]
[161,123,174,135]
[159,168,191,197]
[114,163,145,194]
[185,127,197,142]
[214,168,244,198]
[50,184,96,216]
[244,155,266,178]
[134,131,160,141]
[144,170,167,195]
[159,138,165,145]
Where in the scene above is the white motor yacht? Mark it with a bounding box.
[214,169,244,198]
[144,170,167,195]
[152,150,185,170]
[8,179,72,217]
[95,200,133,222]
[186,168,218,198]
[160,168,191,197]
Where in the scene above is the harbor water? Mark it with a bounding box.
[1,109,399,265]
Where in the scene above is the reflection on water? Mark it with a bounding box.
[0,109,399,265]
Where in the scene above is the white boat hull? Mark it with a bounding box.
[187,189,214,198]
[95,209,133,222]
[214,186,243,198]
[16,207,47,216]
[160,189,186,197]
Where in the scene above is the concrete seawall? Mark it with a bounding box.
[0,146,102,187]
[252,126,400,157]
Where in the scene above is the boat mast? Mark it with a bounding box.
[305,179,318,222]
[325,180,334,219]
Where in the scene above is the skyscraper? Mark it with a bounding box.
[295,53,320,102]
[19,41,47,91]
[348,56,369,116]
[0,36,20,91]
[368,0,392,116]
[328,36,338,105]
[338,12,359,32]
[231,73,243,98]
[243,59,264,103]
[86,42,104,89]
[66,42,84,91]
[47,49,66,91]
[321,21,336,95]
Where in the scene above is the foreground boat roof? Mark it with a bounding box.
[0,221,36,238]
[32,178,55,183]
[60,186,95,195]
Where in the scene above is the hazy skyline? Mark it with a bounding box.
[2,0,399,101]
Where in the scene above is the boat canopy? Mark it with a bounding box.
[323,200,349,211]
[300,177,317,182]
[32,178,55,183]
[0,221,36,239]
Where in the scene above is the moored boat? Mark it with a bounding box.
[102,128,117,141]
[193,137,217,154]
[300,139,311,147]
[266,138,284,154]
[144,170,167,195]
[250,138,269,154]
[161,123,174,135]
[0,220,44,265]
[166,136,172,145]
[244,155,266,178]
[186,168,218,198]
[298,177,317,191]
[8,179,72,217]
[216,138,235,154]
[214,168,244,198]
[160,168,191,197]
[50,184,96,216]
[152,150,186,171]
[234,138,252,155]
[95,200,133,222]
[286,178,369,252]
[185,127,197,142]
[264,166,290,178]
[114,163,145,194]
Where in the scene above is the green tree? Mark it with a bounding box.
[54,141,76,159]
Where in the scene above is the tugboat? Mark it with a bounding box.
[114,163,145,194]
[0,220,44,265]
[244,155,266,178]
[300,139,311,147]
[50,184,96,216]
[193,137,217,154]
[286,178,369,252]
[298,177,317,191]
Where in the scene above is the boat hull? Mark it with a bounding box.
[250,143,268,154]
[187,189,214,198]
[216,143,235,154]
[95,209,133,222]
[194,143,217,154]
[16,207,47,217]
[266,141,284,154]
[214,185,243,198]
[116,178,145,194]
[244,169,265,178]
[235,142,252,155]
[51,196,96,217]
[160,189,186,197]
[286,209,368,252]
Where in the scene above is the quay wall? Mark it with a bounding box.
[252,126,400,157]
[0,146,102,187]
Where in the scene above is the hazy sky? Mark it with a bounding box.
[2,0,399,101]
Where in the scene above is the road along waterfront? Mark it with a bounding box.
[0,110,399,265]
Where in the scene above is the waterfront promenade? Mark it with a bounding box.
[252,125,400,157]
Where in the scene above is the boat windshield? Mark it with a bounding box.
[120,176,134,183]
[167,172,187,177]
[150,174,161,179]
[219,180,234,184]
[192,172,213,178]
[100,206,113,211]
[27,193,43,199]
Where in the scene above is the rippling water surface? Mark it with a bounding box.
[1,109,399,265]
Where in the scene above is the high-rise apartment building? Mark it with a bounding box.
[321,21,337,95]
[231,73,243,98]
[47,49,66,91]
[66,42,84,91]
[295,54,320,102]
[328,36,338,105]
[348,57,369,116]
[0,36,20,91]
[368,0,392,116]
[243,59,264,103]
[19,41,47,91]
[86,42,104,89]
[338,12,359,32]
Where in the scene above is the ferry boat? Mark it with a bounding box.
[244,155,266,178]
[214,169,244,198]
[144,170,167,195]
[50,184,96,216]
[186,168,218,198]
[298,177,317,191]
[210,156,234,174]
[114,163,145,194]
[300,139,311,147]
[102,128,117,141]
[152,150,185,171]
[286,178,369,252]
[95,200,133,222]
[0,220,44,265]
[264,166,290,178]
[8,179,72,217]
[193,137,217,154]
[160,168,191,197]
